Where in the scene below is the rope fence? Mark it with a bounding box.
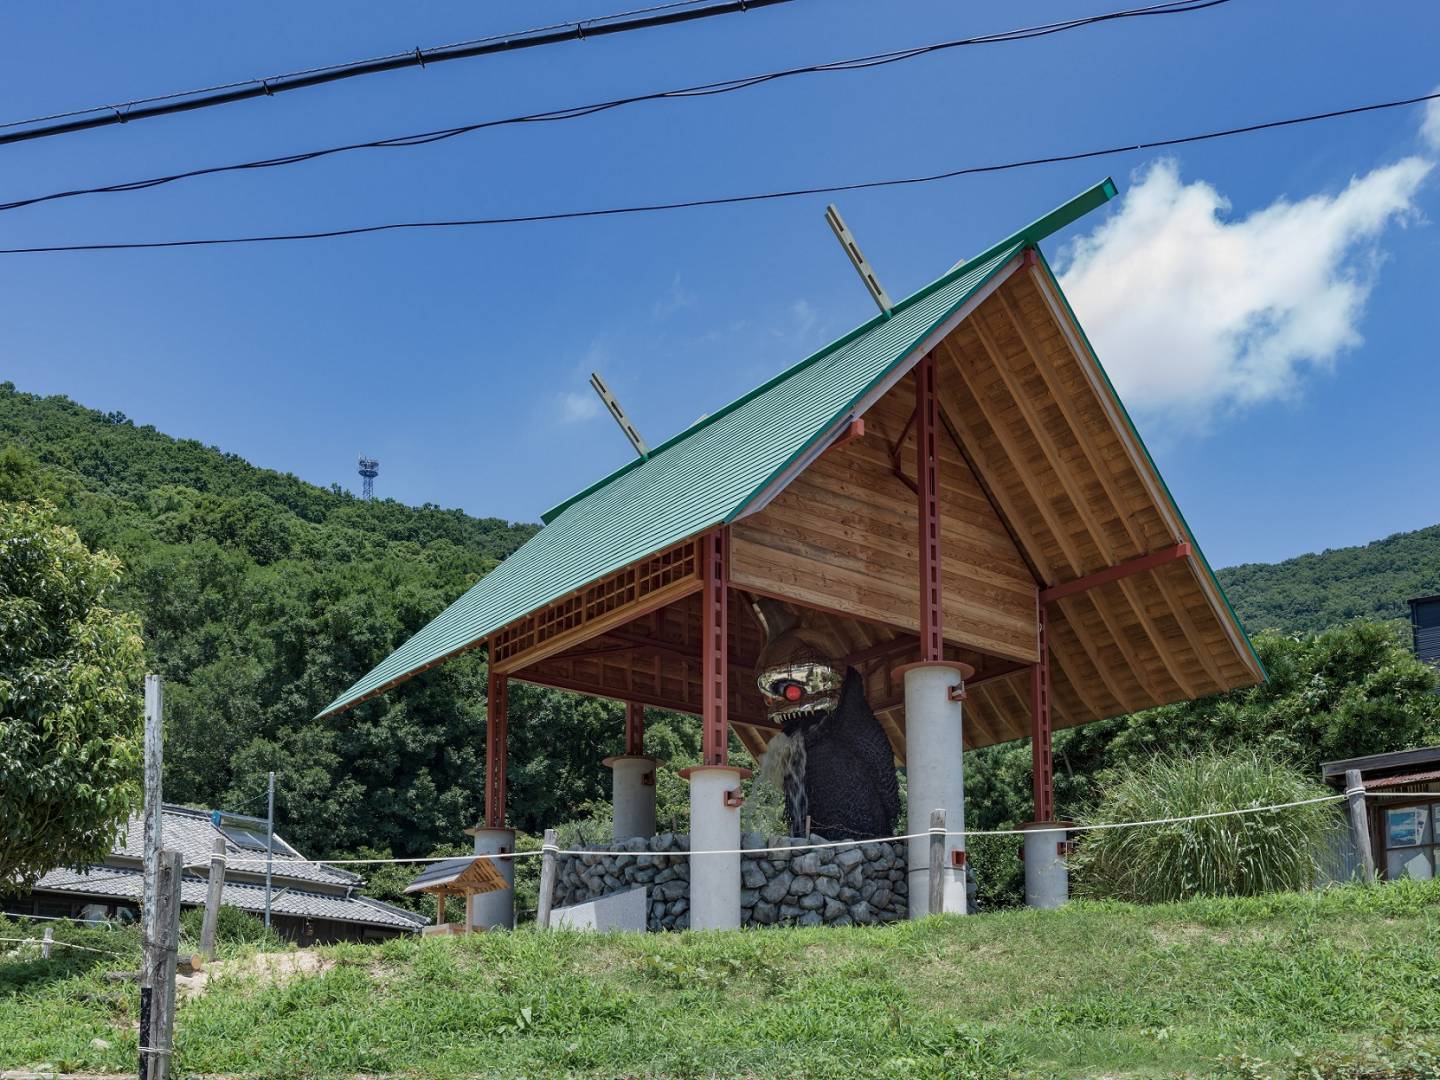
[192,789,1426,869]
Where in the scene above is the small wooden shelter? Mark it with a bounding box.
[405,856,508,935]
[322,178,1264,924]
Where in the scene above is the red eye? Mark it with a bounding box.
[783,683,804,702]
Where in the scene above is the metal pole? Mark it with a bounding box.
[1031,600,1054,824]
[264,771,275,930]
[1345,769,1376,883]
[700,529,730,766]
[536,829,559,930]
[915,355,944,662]
[200,836,227,960]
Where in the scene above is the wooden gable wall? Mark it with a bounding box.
[729,374,1040,666]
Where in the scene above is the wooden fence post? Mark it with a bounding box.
[200,837,227,960]
[141,676,164,972]
[1345,769,1376,883]
[928,809,946,917]
[40,927,52,959]
[141,848,181,1080]
[536,829,559,929]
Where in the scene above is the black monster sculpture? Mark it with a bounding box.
[751,598,901,841]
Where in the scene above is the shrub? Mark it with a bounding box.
[1070,750,1339,903]
[179,904,285,950]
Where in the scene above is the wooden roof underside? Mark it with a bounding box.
[507,255,1261,762]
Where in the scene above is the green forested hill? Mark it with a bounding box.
[0,382,602,858]
[4,379,1438,867]
[1216,525,1440,634]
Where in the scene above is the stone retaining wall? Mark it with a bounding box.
[550,833,907,931]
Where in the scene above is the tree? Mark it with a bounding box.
[0,501,145,891]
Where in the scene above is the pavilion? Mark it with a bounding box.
[320,178,1264,929]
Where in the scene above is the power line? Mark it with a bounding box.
[4,87,1435,256]
[0,0,798,147]
[0,0,1235,216]
[0,0,721,133]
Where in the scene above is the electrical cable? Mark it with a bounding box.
[0,0,1234,214]
[0,0,720,132]
[0,0,800,147]
[3,86,1435,256]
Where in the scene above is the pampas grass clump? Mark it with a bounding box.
[1071,750,1339,903]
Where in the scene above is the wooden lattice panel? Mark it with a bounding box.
[491,541,701,672]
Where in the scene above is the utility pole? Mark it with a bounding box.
[264,771,276,930]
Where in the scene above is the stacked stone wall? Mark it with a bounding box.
[550,833,907,930]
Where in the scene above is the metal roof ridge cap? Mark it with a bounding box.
[539,319,887,526]
[728,245,1026,525]
[539,178,1117,526]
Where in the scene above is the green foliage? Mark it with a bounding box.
[968,621,1440,834]
[0,385,589,860]
[1070,751,1340,903]
[0,501,145,892]
[967,832,1025,911]
[179,904,286,951]
[1218,523,1440,633]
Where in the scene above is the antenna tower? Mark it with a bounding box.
[357,455,379,499]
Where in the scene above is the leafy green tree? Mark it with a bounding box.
[0,501,144,891]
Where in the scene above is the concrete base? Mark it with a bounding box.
[603,755,658,841]
[1020,821,1071,909]
[897,661,974,918]
[553,885,648,932]
[679,765,749,930]
[463,826,516,930]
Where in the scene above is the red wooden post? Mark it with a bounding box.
[485,666,509,828]
[1030,598,1054,823]
[701,528,730,766]
[915,353,944,662]
[625,701,645,757]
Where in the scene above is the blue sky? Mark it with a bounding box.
[3,1,1437,569]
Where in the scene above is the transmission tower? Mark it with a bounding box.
[357,455,379,499]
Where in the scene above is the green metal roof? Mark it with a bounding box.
[318,179,1119,718]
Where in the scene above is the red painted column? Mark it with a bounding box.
[1030,599,1054,824]
[701,528,730,766]
[625,702,646,757]
[485,666,509,828]
[916,353,944,661]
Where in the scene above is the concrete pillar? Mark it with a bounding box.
[463,825,515,930]
[897,660,973,918]
[604,755,658,841]
[679,765,749,930]
[1020,821,1071,909]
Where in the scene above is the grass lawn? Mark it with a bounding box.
[3,880,1439,1078]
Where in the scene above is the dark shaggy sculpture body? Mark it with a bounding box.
[776,667,901,840]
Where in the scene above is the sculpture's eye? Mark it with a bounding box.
[780,681,804,702]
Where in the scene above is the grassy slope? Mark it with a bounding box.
[4,881,1439,1079]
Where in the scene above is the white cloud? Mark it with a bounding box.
[1057,154,1431,428]
[1422,90,1440,152]
[556,390,600,424]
